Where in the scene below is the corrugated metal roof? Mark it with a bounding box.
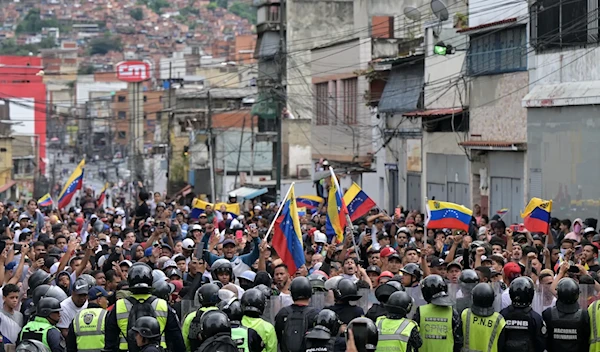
[378,65,423,113]
[457,18,518,33]
[403,107,463,117]
[522,81,600,108]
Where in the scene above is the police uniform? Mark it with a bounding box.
[365,303,387,322]
[413,304,463,352]
[103,293,185,352]
[18,316,66,352]
[500,305,547,352]
[376,316,422,352]
[304,326,336,352]
[241,315,278,352]
[231,322,264,352]
[66,302,106,352]
[461,309,506,352]
[182,306,218,352]
[588,299,600,352]
[542,305,590,352]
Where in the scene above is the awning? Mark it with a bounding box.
[522,81,600,108]
[403,107,464,117]
[378,66,423,113]
[230,186,268,201]
[457,17,519,33]
[255,32,280,59]
[458,140,526,151]
[0,180,16,193]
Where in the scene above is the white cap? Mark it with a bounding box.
[50,262,60,275]
[163,259,177,270]
[478,226,487,235]
[254,205,262,211]
[182,238,196,250]
[584,227,597,234]
[397,227,410,234]
[115,208,125,216]
[191,224,203,231]
[119,260,133,267]
[313,230,327,244]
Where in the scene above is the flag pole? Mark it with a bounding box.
[328,168,358,256]
[263,182,295,242]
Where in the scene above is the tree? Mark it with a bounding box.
[207,2,217,11]
[78,64,95,74]
[229,2,257,24]
[89,35,122,55]
[16,9,62,34]
[130,8,144,21]
[216,0,228,8]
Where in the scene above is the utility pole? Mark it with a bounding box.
[166,62,172,184]
[233,114,246,188]
[250,113,254,183]
[275,0,286,201]
[208,90,216,202]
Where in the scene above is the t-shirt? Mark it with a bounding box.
[57,297,88,329]
[0,307,23,344]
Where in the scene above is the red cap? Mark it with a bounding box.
[406,219,415,225]
[379,271,394,280]
[503,262,522,280]
[380,247,397,258]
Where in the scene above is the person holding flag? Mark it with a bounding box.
[38,194,53,208]
[96,183,108,208]
[325,169,349,244]
[271,184,305,275]
[57,159,85,210]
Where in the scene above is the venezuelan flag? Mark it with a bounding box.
[296,195,324,209]
[497,208,509,215]
[521,198,552,234]
[343,182,376,222]
[325,176,348,243]
[426,200,473,232]
[190,198,241,219]
[97,183,108,207]
[57,159,85,209]
[38,193,53,207]
[272,184,305,274]
[297,207,307,217]
[214,202,241,217]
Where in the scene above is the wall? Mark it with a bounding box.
[76,77,127,105]
[214,129,273,173]
[468,0,528,27]
[469,72,528,141]
[530,47,600,84]
[283,119,312,178]
[527,105,600,219]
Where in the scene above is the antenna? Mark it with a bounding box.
[403,6,422,21]
[431,0,450,21]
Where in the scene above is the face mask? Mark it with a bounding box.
[574,224,582,233]
[560,248,567,255]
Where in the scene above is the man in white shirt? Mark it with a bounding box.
[57,278,89,337]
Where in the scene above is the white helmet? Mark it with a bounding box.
[313,230,327,244]
[229,192,237,198]
[191,224,203,231]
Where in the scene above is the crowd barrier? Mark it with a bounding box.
[180,283,599,323]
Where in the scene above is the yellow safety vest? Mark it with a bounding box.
[73,307,107,352]
[115,294,169,350]
[588,300,600,351]
[182,306,218,352]
[375,316,417,352]
[461,309,505,352]
[241,315,278,352]
[418,303,454,352]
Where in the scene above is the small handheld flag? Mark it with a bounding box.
[325,173,348,244]
[426,200,473,232]
[38,193,53,207]
[272,184,305,274]
[521,198,552,234]
[57,159,85,209]
[343,182,376,222]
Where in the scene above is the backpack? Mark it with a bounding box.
[199,334,239,352]
[16,340,49,352]
[125,296,160,352]
[281,307,313,352]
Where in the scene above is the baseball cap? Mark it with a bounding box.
[18,213,30,221]
[161,243,173,252]
[182,238,195,250]
[585,227,598,235]
[199,213,207,218]
[144,247,153,257]
[429,256,446,268]
[503,262,522,280]
[5,261,17,271]
[88,286,109,300]
[72,278,90,294]
[378,271,394,281]
[119,260,133,267]
[396,227,410,235]
[380,247,397,258]
[388,253,402,262]
[162,260,177,270]
[447,261,463,271]
[366,265,382,275]
[222,239,236,247]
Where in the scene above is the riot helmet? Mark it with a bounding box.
[153,279,174,300]
[211,259,234,283]
[290,276,312,301]
[315,309,341,336]
[308,273,328,292]
[459,269,480,294]
[37,297,62,319]
[241,288,266,316]
[471,283,495,317]
[421,274,453,306]
[131,316,161,339]
[509,277,535,308]
[197,283,221,307]
[334,278,361,302]
[128,263,153,293]
[27,270,52,296]
[200,310,231,340]
[218,299,244,322]
[556,277,580,314]
[79,273,97,287]
[374,280,403,304]
[15,339,51,352]
[400,263,423,285]
[254,284,272,299]
[385,291,413,318]
[152,269,168,285]
[346,317,378,352]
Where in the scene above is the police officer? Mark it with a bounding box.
[241,288,278,352]
[219,299,264,352]
[375,291,422,351]
[366,280,403,322]
[103,262,185,352]
[18,297,65,352]
[400,263,423,288]
[413,274,463,352]
[67,286,110,352]
[542,278,589,352]
[197,310,237,351]
[456,269,479,313]
[27,284,68,321]
[304,309,340,352]
[462,283,506,352]
[211,259,235,286]
[22,270,53,321]
[182,283,221,352]
[500,277,546,352]
[130,317,164,352]
[327,278,364,324]
[346,317,378,352]
[274,277,318,352]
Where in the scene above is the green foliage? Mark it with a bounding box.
[0,38,53,56]
[78,64,95,74]
[138,0,170,14]
[180,6,200,16]
[207,2,217,11]
[88,35,123,55]
[216,0,228,8]
[229,2,257,24]
[129,8,144,21]
[39,36,57,49]
[16,9,65,34]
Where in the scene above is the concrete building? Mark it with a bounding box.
[522,0,600,219]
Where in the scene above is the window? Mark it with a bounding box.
[532,0,590,51]
[117,95,126,102]
[342,78,357,125]
[118,111,126,119]
[156,112,162,121]
[315,82,328,125]
[468,26,527,76]
[118,131,127,139]
[268,5,280,22]
[143,95,147,102]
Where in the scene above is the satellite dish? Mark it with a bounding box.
[403,6,422,21]
[431,0,450,21]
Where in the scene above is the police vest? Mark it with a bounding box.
[115,294,168,351]
[462,309,506,352]
[502,306,534,352]
[375,316,417,352]
[548,306,584,350]
[73,307,107,352]
[589,300,600,351]
[19,317,56,349]
[418,303,454,352]
[182,306,218,351]
[231,326,250,352]
[241,316,278,352]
